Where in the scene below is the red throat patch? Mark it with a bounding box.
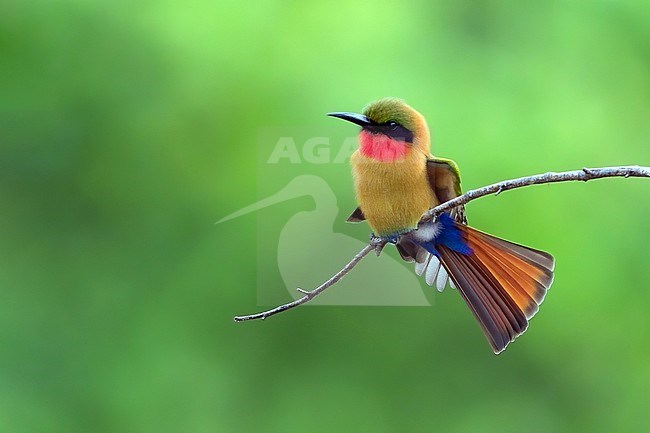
[359,130,409,162]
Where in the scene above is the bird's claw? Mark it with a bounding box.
[370,234,389,256]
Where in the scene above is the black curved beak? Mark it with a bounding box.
[326,112,373,128]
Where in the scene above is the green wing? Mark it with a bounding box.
[426,157,466,224]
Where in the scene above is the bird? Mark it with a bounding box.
[328,97,555,354]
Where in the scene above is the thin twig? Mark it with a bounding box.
[233,244,374,322]
[420,165,650,223]
[234,165,650,322]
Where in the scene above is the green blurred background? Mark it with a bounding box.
[2,0,650,432]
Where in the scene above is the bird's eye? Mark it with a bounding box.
[387,121,399,128]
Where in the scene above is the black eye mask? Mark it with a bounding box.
[366,121,414,144]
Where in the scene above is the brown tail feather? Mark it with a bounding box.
[439,225,555,354]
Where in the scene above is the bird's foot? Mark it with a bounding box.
[370,233,393,256]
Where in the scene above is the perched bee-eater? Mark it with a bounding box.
[328,98,554,354]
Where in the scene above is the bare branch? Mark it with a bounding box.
[234,165,650,322]
[233,244,374,322]
[421,165,650,223]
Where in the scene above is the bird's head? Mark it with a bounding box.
[328,98,430,162]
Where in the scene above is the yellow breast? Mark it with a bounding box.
[351,150,438,236]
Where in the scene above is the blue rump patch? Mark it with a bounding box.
[419,213,473,257]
